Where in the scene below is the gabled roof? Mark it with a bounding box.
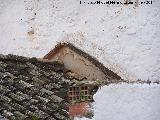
[0,54,72,120]
[44,42,121,80]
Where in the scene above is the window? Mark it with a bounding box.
[68,86,91,102]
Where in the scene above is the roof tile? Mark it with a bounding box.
[0,54,71,120]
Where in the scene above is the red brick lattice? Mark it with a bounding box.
[69,86,92,102]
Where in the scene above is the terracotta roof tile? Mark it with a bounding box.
[0,54,71,120]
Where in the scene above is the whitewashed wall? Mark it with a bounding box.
[0,0,160,81]
[0,1,160,120]
[76,83,160,120]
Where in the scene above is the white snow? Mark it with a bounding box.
[75,83,160,120]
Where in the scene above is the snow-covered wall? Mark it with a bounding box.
[0,0,160,81]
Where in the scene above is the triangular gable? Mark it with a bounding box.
[44,42,121,81]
